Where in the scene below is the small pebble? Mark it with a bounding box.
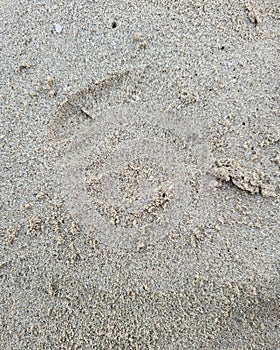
[47,76,54,87]
[55,24,63,33]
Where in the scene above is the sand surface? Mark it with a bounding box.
[1,0,279,349]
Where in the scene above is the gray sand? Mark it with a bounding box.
[1,0,279,349]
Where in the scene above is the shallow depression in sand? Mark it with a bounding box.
[55,101,210,250]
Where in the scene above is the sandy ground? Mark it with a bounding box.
[1,0,279,349]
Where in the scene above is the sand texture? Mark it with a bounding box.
[1,0,279,349]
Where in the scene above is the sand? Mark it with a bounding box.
[0,0,279,349]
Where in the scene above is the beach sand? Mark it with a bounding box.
[1,0,279,348]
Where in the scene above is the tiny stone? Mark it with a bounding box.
[55,24,63,33]
[49,90,56,97]
[47,76,54,87]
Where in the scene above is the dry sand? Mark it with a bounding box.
[1,0,279,349]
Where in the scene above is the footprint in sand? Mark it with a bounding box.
[50,72,212,251]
